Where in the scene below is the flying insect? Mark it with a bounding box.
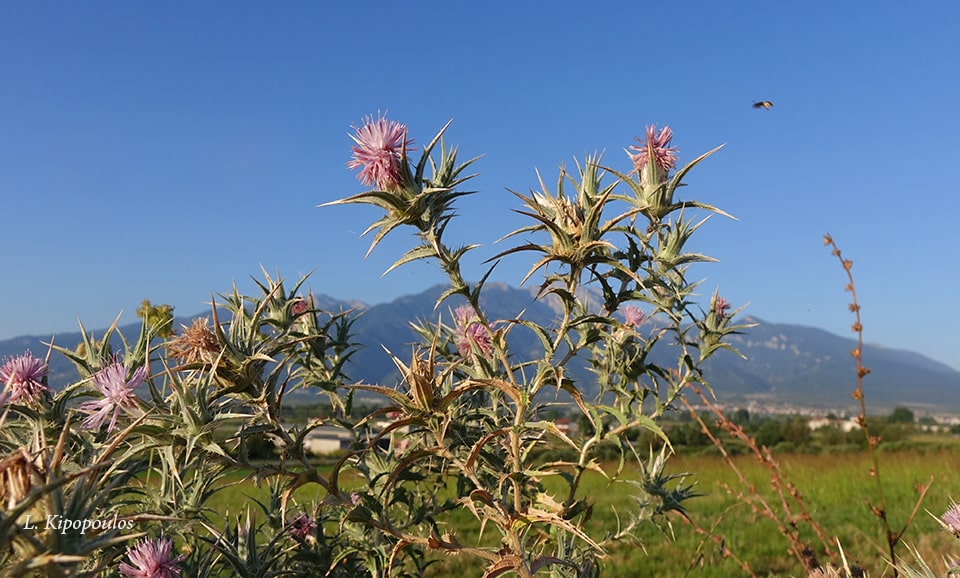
[752,101,774,110]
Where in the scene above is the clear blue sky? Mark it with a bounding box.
[3,2,959,371]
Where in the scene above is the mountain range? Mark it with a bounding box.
[2,283,958,412]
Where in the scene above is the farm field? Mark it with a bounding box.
[424,448,960,577]
[204,446,960,577]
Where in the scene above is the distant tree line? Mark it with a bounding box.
[250,403,955,461]
[657,405,955,455]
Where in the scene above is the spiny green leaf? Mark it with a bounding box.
[383,244,438,276]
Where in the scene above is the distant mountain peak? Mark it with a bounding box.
[2,285,957,411]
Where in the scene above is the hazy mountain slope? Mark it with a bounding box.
[3,287,958,411]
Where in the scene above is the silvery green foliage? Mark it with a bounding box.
[0,119,746,577]
[326,118,747,576]
[0,275,375,577]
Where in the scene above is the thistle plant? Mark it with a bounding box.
[322,115,747,576]
[0,351,51,407]
[118,536,184,578]
[0,272,368,577]
[0,113,749,577]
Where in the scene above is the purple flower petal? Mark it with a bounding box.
[0,351,50,406]
[622,305,646,328]
[289,513,317,539]
[715,297,731,320]
[80,358,146,433]
[119,537,184,578]
[629,124,679,185]
[347,114,413,190]
[942,504,960,534]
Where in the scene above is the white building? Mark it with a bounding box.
[808,417,861,433]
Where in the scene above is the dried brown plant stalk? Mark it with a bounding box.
[822,233,933,576]
[681,391,833,572]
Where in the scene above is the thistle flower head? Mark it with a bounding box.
[453,305,493,358]
[0,448,42,510]
[621,305,646,328]
[941,503,960,535]
[464,323,493,356]
[347,113,413,191]
[166,318,220,365]
[0,351,50,406]
[714,296,731,321]
[80,357,146,433]
[289,513,317,540]
[290,298,309,316]
[629,125,679,186]
[119,537,184,578]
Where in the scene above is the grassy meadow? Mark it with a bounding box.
[585,449,959,577]
[203,445,960,577]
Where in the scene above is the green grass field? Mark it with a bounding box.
[424,448,960,577]
[586,449,959,577]
[201,447,960,577]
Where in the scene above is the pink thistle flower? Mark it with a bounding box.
[629,125,679,185]
[453,305,473,325]
[289,513,317,540]
[941,504,960,535]
[347,113,413,191]
[464,323,493,356]
[119,537,184,578]
[453,306,493,358]
[714,297,731,321]
[621,305,646,328]
[290,298,309,316]
[80,358,146,433]
[0,351,50,406]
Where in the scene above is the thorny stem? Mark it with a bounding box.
[427,228,516,384]
[568,427,604,507]
[426,224,535,566]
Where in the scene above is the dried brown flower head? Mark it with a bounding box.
[0,448,43,510]
[166,318,220,365]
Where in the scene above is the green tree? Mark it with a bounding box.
[755,419,784,448]
[781,416,811,447]
[889,406,915,424]
[731,408,750,426]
